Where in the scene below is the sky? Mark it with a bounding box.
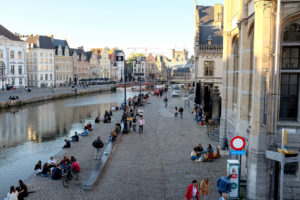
[0,0,223,57]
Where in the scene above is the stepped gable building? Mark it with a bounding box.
[194,3,223,120]
[26,35,55,87]
[99,48,111,79]
[0,25,27,89]
[86,51,100,79]
[52,38,73,86]
[221,0,300,199]
[145,53,157,81]
[70,47,89,84]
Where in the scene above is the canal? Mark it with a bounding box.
[0,89,136,197]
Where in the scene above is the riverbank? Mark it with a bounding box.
[0,84,116,110]
[25,93,228,200]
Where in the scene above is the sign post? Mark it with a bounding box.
[227,160,240,199]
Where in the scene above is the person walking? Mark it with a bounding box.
[217,175,232,196]
[179,106,184,119]
[92,136,104,160]
[132,116,137,133]
[174,107,178,118]
[138,115,145,134]
[200,178,210,200]
[185,179,200,200]
[164,96,168,108]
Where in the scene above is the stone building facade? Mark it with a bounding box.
[145,53,157,81]
[221,0,300,199]
[171,49,188,62]
[99,48,111,78]
[0,25,27,89]
[86,51,99,79]
[53,39,73,86]
[156,55,168,80]
[26,35,55,87]
[70,47,89,84]
[194,3,223,120]
[133,56,146,80]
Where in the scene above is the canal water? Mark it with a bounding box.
[0,89,137,197]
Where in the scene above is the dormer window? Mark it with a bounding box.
[207,35,213,45]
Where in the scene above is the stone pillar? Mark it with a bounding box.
[212,86,221,124]
[247,1,273,199]
[219,0,232,149]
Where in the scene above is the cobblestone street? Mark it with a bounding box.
[27,94,228,200]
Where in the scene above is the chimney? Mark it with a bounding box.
[213,4,223,27]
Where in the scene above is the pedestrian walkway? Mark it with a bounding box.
[27,111,122,200]
[83,95,227,200]
[26,94,228,200]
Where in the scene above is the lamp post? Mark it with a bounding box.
[121,57,128,133]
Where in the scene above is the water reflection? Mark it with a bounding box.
[0,90,137,197]
[0,97,117,148]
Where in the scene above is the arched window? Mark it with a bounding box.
[233,38,239,105]
[280,22,300,120]
[10,51,14,59]
[0,61,5,75]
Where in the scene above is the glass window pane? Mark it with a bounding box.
[281,74,289,84]
[290,58,298,68]
[281,85,289,96]
[283,48,290,58]
[282,58,290,69]
[290,74,298,84]
[290,85,298,96]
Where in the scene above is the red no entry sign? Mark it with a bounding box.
[231,136,246,150]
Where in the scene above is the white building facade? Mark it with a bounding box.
[115,50,125,82]
[133,56,146,80]
[26,35,55,87]
[99,48,111,78]
[0,25,27,89]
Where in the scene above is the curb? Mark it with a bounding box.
[0,85,116,110]
[81,132,123,190]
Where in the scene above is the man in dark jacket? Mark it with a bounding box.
[92,136,104,160]
[217,175,232,196]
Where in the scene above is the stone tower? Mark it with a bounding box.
[213,4,223,27]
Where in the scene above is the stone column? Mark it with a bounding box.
[212,86,221,124]
[247,1,273,199]
[219,0,233,149]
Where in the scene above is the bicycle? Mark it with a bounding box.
[62,164,78,188]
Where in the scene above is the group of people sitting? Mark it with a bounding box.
[8,96,19,100]
[190,144,220,162]
[95,110,113,124]
[34,156,80,180]
[6,180,28,200]
[108,123,121,142]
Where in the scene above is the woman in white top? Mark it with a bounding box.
[6,186,18,200]
[47,156,57,169]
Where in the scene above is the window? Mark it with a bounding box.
[233,39,239,104]
[50,74,53,80]
[45,58,48,63]
[10,65,15,74]
[50,53,52,57]
[40,65,43,71]
[45,74,48,81]
[40,74,43,80]
[18,52,22,59]
[0,50,3,58]
[10,51,14,59]
[45,65,48,71]
[50,59,52,63]
[280,22,300,120]
[282,47,299,69]
[204,61,214,76]
[280,74,298,120]
[40,53,43,57]
[45,53,48,57]
[18,66,22,74]
[19,78,22,85]
[0,62,4,75]
[40,58,43,63]
[11,79,15,86]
